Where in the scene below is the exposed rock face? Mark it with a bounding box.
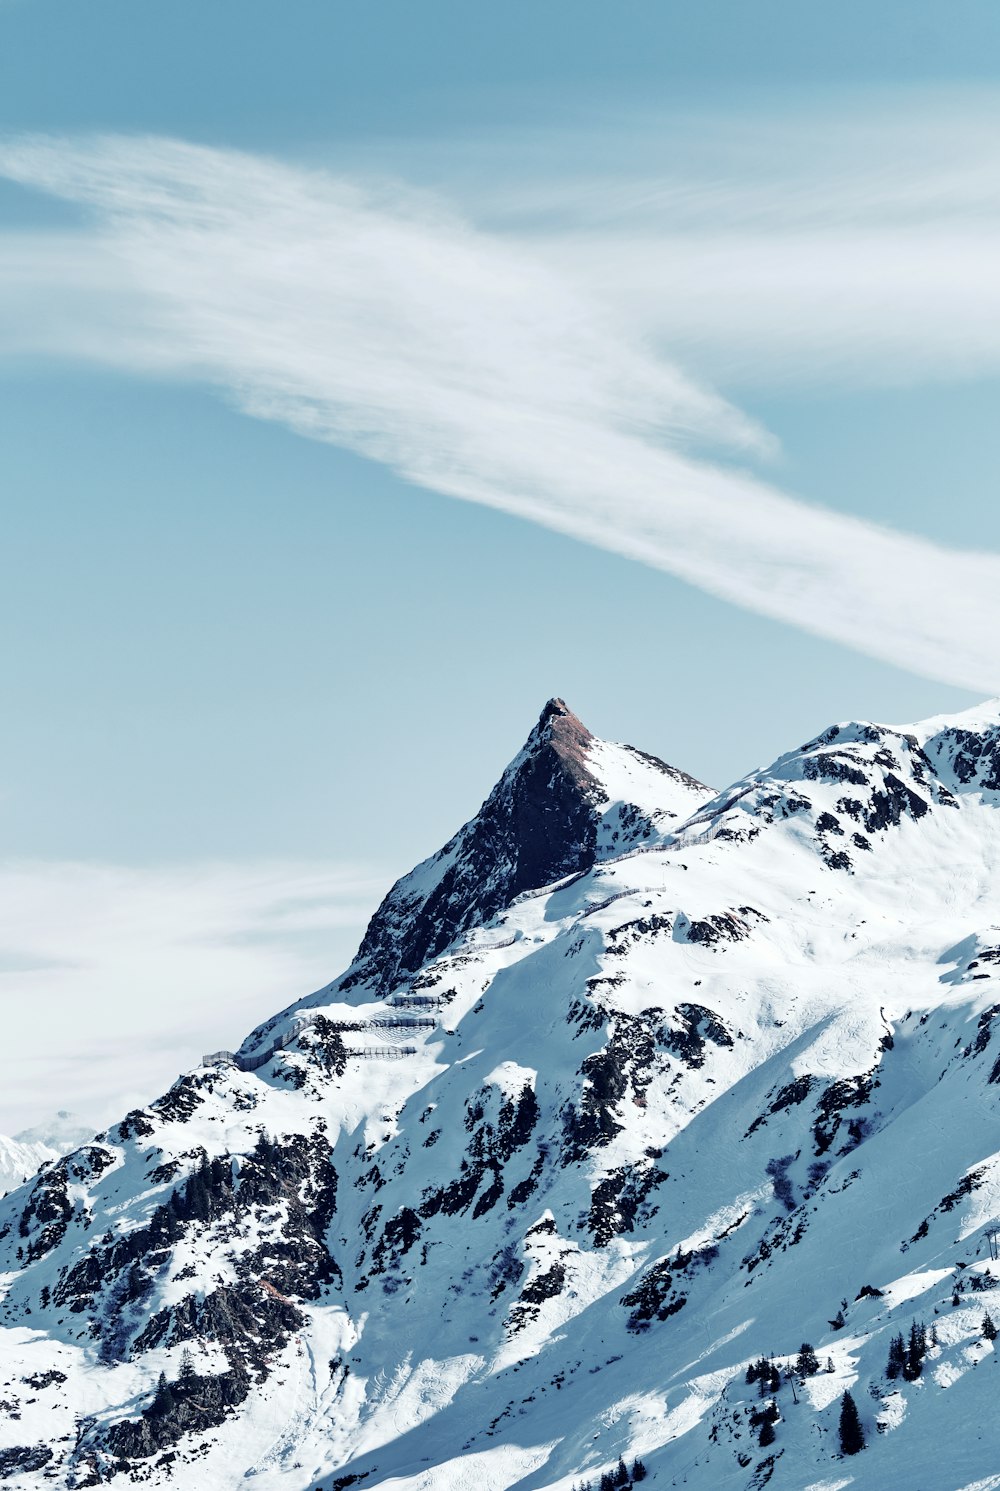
[346,697,706,995]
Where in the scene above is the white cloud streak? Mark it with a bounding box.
[1,127,1000,691]
[509,104,1000,391]
[0,858,384,1134]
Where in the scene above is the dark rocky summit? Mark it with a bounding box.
[346,698,698,995]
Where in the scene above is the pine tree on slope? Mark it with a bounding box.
[904,1320,927,1380]
[152,1372,175,1416]
[838,1391,865,1456]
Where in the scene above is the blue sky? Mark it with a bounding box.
[2,0,1000,1129]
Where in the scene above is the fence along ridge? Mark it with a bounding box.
[203,1010,428,1072]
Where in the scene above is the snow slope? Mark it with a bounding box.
[2,698,1000,1488]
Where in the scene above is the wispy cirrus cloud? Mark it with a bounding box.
[501,97,1000,390]
[0,858,385,1133]
[1,120,1000,692]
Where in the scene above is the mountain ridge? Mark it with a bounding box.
[2,697,1000,1488]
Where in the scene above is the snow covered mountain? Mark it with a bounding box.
[0,1137,53,1199]
[5,697,1000,1488]
[0,1117,91,1198]
[12,1112,95,1157]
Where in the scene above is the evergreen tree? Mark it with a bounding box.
[598,1472,615,1491]
[631,1460,647,1483]
[165,1201,181,1244]
[152,1372,176,1416]
[759,1419,776,1448]
[513,1086,540,1142]
[795,1343,820,1377]
[885,1333,906,1380]
[838,1391,865,1456]
[904,1321,927,1381]
[179,1348,196,1383]
[39,1285,50,1310]
[186,1169,211,1224]
[983,1312,998,1341]
[614,1458,628,1488]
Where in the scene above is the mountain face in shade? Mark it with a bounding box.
[345,698,710,996]
[6,699,1000,1489]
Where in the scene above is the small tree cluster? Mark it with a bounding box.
[573,1458,646,1491]
[885,1321,928,1381]
[745,1356,781,1396]
[750,1399,779,1448]
[885,1333,905,1379]
[153,1153,235,1240]
[150,1348,197,1421]
[607,1459,629,1491]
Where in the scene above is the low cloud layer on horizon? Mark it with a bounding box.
[2,100,1000,694]
[0,858,385,1134]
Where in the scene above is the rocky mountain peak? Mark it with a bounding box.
[342,697,705,998]
[524,697,597,793]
